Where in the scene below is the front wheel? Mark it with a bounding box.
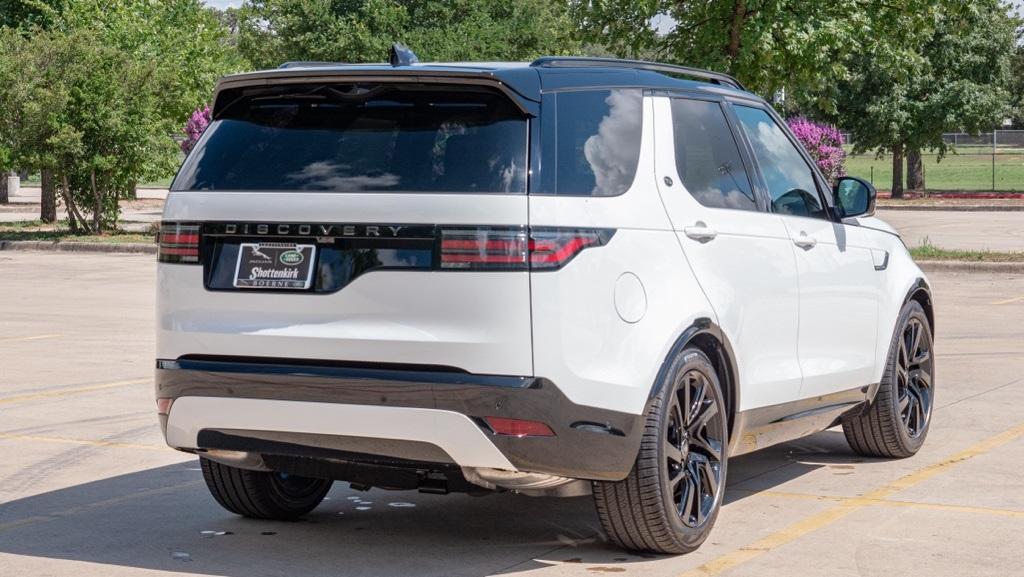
[593,348,728,554]
[843,300,934,458]
[200,457,332,520]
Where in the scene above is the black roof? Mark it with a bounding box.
[212,57,757,116]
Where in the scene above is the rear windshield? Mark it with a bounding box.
[172,84,528,194]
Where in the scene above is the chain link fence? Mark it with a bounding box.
[840,130,1024,192]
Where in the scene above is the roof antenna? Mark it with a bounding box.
[389,43,419,67]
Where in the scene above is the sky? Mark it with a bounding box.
[203,0,240,9]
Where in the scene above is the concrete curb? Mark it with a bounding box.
[878,204,1024,212]
[0,240,156,254]
[917,260,1024,274]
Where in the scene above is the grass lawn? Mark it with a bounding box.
[0,220,153,244]
[846,149,1024,192]
[910,242,1024,263]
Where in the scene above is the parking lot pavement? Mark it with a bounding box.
[876,209,1024,251]
[0,251,1022,577]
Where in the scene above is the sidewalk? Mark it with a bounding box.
[0,187,165,231]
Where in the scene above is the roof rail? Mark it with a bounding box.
[278,61,347,69]
[529,57,745,92]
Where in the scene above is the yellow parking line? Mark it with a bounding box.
[0,432,162,451]
[0,378,149,405]
[679,421,1024,577]
[0,333,62,343]
[0,480,203,533]
[992,295,1024,305]
[758,490,1024,519]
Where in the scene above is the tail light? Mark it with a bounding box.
[158,222,200,264]
[440,228,528,269]
[439,227,613,271]
[529,229,611,270]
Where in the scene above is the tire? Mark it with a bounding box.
[200,457,332,520]
[593,348,729,554]
[843,300,934,458]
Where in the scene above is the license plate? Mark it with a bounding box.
[233,243,316,289]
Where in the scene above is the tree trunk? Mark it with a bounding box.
[727,1,747,59]
[0,172,8,204]
[60,171,91,234]
[907,148,925,191]
[891,144,905,199]
[40,169,57,223]
[91,170,102,233]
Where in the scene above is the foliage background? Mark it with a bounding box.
[0,0,1021,228]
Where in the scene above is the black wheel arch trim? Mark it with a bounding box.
[646,318,740,443]
[904,277,934,332]
[859,277,933,410]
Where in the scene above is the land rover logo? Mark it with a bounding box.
[279,250,304,266]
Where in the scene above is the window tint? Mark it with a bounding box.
[172,84,527,193]
[670,98,757,212]
[554,89,642,196]
[733,106,827,219]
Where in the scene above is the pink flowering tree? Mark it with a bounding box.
[180,105,212,154]
[786,117,846,184]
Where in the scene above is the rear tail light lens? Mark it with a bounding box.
[440,228,528,269]
[484,416,556,437]
[158,222,200,264]
[439,227,613,271]
[529,229,610,270]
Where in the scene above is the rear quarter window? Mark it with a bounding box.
[547,89,643,196]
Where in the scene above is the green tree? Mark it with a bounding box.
[570,0,942,102]
[1011,43,1024,128]
[832,1,1018,195]
[57,0,245,132]
[0,0,244,223]
[237,0,579,69]
[0,0,65,29]
[0,28,178,231]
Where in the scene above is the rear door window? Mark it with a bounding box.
[670,98,758,212]
[549,89,643,196]
[172,84,528,194]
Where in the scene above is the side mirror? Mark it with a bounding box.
[834,176,876,218]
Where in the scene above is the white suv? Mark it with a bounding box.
[156,53,935,554]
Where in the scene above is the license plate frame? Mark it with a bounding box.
[233,243,317,290]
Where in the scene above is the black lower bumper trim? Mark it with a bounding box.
[156,357,643,481]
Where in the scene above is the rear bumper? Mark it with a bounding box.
[155,357,643,481]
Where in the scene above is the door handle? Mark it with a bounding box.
[793,231,817,250]
[683,222,718,243]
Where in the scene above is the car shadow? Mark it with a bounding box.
[0,429,874,576]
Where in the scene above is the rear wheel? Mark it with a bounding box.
[593,348,728,554]
[843,300,934,458]
[200,457,332,520]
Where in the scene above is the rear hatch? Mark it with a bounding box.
[157,80,535,376]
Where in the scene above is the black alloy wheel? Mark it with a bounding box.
[665,369,726,528]
[895,316,933,438]
[844,300,935,458]
[593,348,729,554]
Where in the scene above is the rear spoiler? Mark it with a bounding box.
[211,68,540,118]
